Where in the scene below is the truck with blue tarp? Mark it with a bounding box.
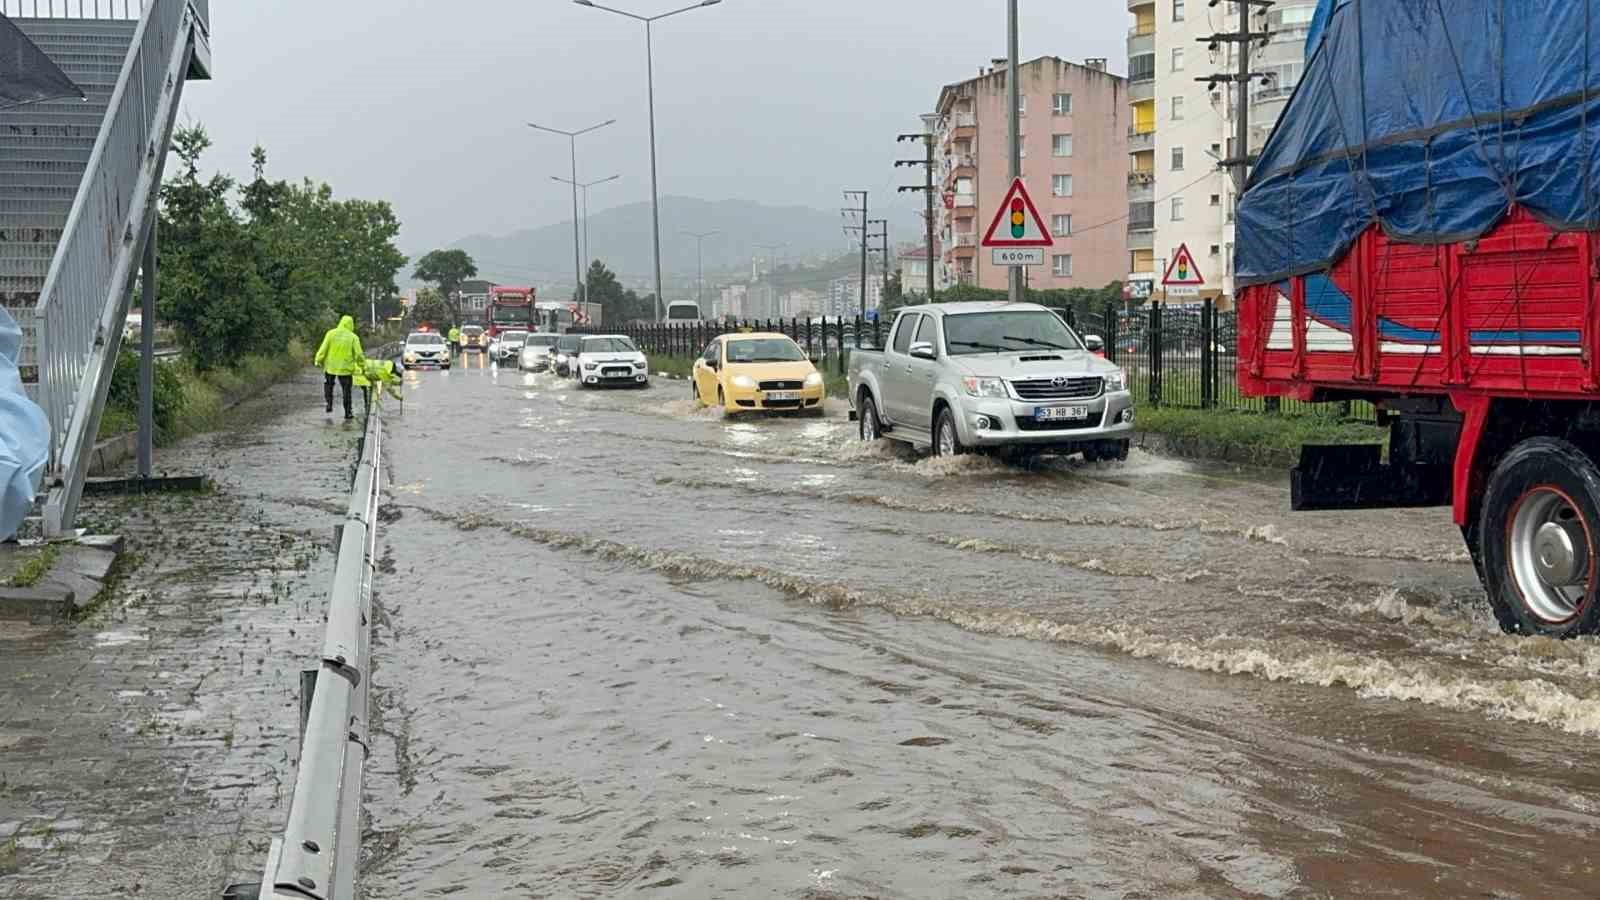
[1237,0,1600,637]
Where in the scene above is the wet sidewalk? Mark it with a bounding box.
[0,371,371,899]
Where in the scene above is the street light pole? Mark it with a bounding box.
[553,174,621,287]
[683,230,719,312]
[574,0,725,321]
[529,118,616,306]
[1006,0,1023,305]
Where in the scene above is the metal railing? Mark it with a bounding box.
[30,0,205,535]
[0,0,139,15]
[245,412,384,900]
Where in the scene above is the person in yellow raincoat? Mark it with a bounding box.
[313,315,365,420]
[447,325,461,357]
[354,357,402,414]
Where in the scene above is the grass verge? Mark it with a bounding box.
[97,340,307,445]
[647,354,850,398]
[1136,405,1383,455]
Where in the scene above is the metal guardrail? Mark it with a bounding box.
[31,0,206,535]
[0,0,206,21]
[239,412,383,900]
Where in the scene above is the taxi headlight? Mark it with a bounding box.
[731,375,757,390]
[803,371,824,388]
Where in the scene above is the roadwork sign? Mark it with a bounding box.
[981,178,1053,249]
[1161,243,1204,295]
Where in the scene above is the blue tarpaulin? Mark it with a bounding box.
[0,307,48,541]
[1235,0,1600,286]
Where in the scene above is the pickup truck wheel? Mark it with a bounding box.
[858,394,882,441]
[934,408,967,457]
[1480,437,1600,637]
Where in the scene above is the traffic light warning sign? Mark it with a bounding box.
[1161,243,1205,287]
[981,178,1053,248]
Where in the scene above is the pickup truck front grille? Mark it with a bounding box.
[760,380,803,391]
[1010,376,1103,401]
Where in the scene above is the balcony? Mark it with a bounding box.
[1127,27,1154,57]
[1127,179,1154,203]
[1127,228,1154,251]
[1127,0,1154,10]
[1127,201,1155,232]
[1127,127,1155,153]
[953,191,977,210]
[954,233,976,248]
[1128,77,1155,103]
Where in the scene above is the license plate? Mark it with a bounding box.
[765,391,800,401]
[1035,405,1089,422]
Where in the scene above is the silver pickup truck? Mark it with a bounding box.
[847,302,1134,460]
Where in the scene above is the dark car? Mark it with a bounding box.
[551,334,584,377]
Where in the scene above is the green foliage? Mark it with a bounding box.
[879,271,907,316]
[156,127,408,370]
[413,249,478,324]
[1136,405,1382,453]
[410,286,453,330]
[586,260,654,325]
[105,351,186,438]
[8,544,59,588]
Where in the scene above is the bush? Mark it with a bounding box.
[104,349,186,438]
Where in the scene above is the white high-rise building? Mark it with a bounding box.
[1127,0,1318,308]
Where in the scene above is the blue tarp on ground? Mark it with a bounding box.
[0,307,48,541]
[1235,0,1600,286]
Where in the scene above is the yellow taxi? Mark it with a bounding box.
[692,332,825,415]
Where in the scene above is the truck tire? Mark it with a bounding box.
[858,393,883,441]
[1479,436,1600,637]
[934,407,968,457]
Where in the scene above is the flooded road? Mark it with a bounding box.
[360,356,1600,898]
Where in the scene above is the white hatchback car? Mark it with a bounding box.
[574,335,648,388]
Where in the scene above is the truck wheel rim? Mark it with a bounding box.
[862,403,878,440]
[938,418,955,456]
[1508,486,1592,624]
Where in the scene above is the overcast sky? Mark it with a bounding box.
[184,1,1126,255]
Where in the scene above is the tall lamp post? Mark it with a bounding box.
[682,230,719,313]
[552,174,621,285]
[529,118,616,305]
[574,0,725,321]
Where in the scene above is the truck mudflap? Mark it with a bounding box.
[1290,444,1452,512]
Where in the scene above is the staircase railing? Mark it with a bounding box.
[18,0,209,535]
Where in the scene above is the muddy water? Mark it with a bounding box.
[361,361,1600,897]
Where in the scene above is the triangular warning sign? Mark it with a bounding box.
[981,178,1054,248]
[1161,243,1205,286]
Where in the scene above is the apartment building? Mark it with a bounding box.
[934,57,1128,292]
[1127,0,1318,307]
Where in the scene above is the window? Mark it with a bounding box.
[1210,193,1221,206]
[1173,0,1185,21]
[892,314,917,354]
[1171,146,1185,171]
[1171,197,1185,221]
[1051,214,1072,237]
[1052,134,1073,157]
[912,315,938,352]
[1171,48,1185,72]
[1171,96,1185,120]
[1210,142,1222,156]
[1052,174,1073,197]
[1129,53,1155,82]
[1052,92,1072,115]
[1209,244,1221,256]
[1052,254,1073,277]
[703,340,719,363]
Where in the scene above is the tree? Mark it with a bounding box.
[413,249,478,325]
[879,271,906,316]
[410,286,453,329]
[585,259,655,325]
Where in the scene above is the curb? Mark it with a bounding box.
[0,534,124,621]
[1132,429,1298,469]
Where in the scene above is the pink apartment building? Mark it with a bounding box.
[936,57,1128,292]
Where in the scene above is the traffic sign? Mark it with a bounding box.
[1161,243,1205,294]
[981,178,1053,249]
[993,247,1044,266]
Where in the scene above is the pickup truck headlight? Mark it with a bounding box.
[962,376,1008,399]
[731,374,757,390]
[804,371,824,388]
[1103,369,1127,392]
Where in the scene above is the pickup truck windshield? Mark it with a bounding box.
[726,338,804,363]
[581,338,638,353]
[944,311,1083,356]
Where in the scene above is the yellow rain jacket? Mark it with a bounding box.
[447,326,461,344]
[314,315,365,376]
[354,358,403,405]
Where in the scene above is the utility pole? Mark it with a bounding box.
[843,190,869,315]
[1198,0,1275,201]
[1006,0,1022,305]
[896,117,938,300]
[866,218,889,314]
[683,230,719,313]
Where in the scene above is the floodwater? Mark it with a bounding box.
[361,355,1600,898]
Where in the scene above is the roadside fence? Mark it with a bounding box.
[593,302,1375,423]
[227,410,382,900]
